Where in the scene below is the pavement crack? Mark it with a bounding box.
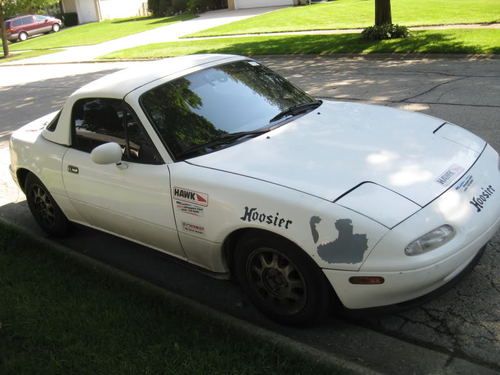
[399,76,469,103]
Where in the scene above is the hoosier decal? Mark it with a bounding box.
[240,206,292,229]
[469,185,495,213]
[173,187,208,207]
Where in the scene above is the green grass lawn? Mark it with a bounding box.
[9,14,195,51]
[0,224,343,374]
[101,29,500,59]
[187,0,500,37]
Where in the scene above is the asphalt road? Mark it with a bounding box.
[0,57,499,374]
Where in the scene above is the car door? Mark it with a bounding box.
[62,98,186,258]
[34,15,51,33]
[22,16,37,35]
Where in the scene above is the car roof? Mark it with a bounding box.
[7,15,35,20]
[72,54,247,100]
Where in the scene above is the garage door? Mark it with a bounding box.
[234,0,293,9]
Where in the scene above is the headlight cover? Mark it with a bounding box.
[405,225,456,256]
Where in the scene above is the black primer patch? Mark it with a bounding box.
[310,216,368,264]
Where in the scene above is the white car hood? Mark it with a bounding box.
[189,101,485,208]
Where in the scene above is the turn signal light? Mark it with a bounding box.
[349,276,385,285]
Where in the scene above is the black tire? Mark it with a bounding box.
[25,173,70,237]
[234,232,331,325]
[52,24,60,32]
[18,32,28,42]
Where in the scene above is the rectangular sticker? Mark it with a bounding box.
[455,174,474,192]
[436,164,465,186]
[176,200,205,217]
[182,222,205,235]
[173,187,208,207]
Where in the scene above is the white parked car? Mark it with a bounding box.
[9,55,500,324]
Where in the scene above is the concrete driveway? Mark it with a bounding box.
[4,7,280,65]
[0,56,499,374]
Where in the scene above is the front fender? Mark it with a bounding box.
[169,162,388,272]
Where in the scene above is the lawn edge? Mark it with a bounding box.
[183,22,500,39]
[0,216,379,375]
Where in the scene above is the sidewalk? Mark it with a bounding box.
[3,7,281,65]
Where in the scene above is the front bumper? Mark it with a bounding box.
[324,144,500,309]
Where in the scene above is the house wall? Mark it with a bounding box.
[75,0,99,23]
[233,0,293,9]
[62,0,78,13]
[98,0,148,20]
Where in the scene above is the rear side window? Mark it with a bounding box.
[21,16,33,25]
[71,98,163,165]
[12,19,22,27]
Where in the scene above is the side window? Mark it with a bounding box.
[35,15,46,21]
[71,98,163,165]
[12,19,22,27]
[22,17,33,25]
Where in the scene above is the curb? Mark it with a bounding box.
[2,52,499,67]
[0,216,380,375]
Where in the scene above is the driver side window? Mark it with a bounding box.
[71,98,163,165]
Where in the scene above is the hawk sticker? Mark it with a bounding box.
[310,216,368,264]
[173,187,208,207]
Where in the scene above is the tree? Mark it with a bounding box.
[375,0,392,26]
[0,1,9,57]
[362,0,408,40]
[1,0,60,58]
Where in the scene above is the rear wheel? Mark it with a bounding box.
[25,173,70,237]
[234,233,331,325]
[18,32,28,42]
[52,24,60,32]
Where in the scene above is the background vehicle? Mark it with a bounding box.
[5,14,62,42]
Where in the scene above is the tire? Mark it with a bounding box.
[18,32,28,42]
[25,173,70,237]
[52,24,60,32]
[234,232,331,325]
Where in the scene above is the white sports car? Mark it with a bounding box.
[9,54,500,324]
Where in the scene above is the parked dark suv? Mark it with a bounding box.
[5,15,62,42]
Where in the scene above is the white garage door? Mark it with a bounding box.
[234,0,293,9]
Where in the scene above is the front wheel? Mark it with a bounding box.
[18,32,28,42]
[25,173,70,237]
[234,233,332,325]
[52,24,60,32]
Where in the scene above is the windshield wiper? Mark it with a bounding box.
[269,100,322,124]
[178,128,271,159]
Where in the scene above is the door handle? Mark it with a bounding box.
[68,165,79,174]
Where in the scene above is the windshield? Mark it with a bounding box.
[140,60,315,160]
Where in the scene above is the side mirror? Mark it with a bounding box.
[91,142,122,165]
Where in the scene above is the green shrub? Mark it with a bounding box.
[148,0,175,16]
[61,12,79,26]
[148,0,226,16]
[172,0,188,12]
[362,24,410,40]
